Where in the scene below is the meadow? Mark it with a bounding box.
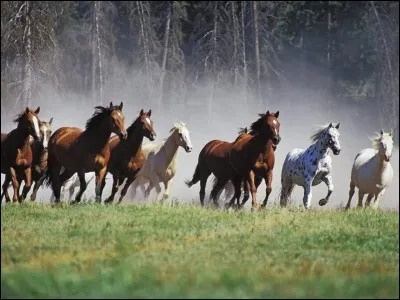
[1,202,399,299]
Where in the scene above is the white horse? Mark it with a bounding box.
[345,129,394,210]
[280,123,342,209]
[50,172,96,202]
[129,122,193,203]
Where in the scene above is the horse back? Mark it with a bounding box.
[202,139,232,159]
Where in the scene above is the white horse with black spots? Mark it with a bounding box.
[280,123,342,209]
[345,129,394,210]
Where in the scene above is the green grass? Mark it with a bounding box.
[1,202,399,299]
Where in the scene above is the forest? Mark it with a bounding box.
[1,1,399,138]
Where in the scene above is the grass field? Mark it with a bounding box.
[1,202,399,299]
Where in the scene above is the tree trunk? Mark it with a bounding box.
[252,1,261,106]
[91,5,97,106]
[241,1,248,108]
[158,1,172,111]
[231,1,239,87]
[137,1,151,102]
[208,1,218,118]
[95,1,103,106]
[21,0,32,110]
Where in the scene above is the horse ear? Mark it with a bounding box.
[49,117,53,125]
[34,106,40,114]
[109,101,113,108]
[275,111,279,118]
[329,123,333,128]
[266,110,270,116]
[25,107,30,113]
[140,109,144,116]
[119,102,123,111]
[390,129,394,137]
[380,129,384,135]
[335,123,340,129]
[148,109,152,117]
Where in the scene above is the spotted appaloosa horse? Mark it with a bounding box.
[280,123,342,209]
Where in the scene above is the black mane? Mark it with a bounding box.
[126,117,141,137]
[85,105,119,131]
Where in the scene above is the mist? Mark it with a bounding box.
[1,61,398,211]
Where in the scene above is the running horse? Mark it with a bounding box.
[213,125,278,209]
[185,111,281,210]
[43,102,127,205]
[1,107,42,203]
[102,109,156,204]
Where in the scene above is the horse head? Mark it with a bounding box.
[263,110,281,145]
[376,129,394,162]
[109,101,127,140]
[325,123,342,155]
[170,122,192,153]
[14,107,42,141]
[138,109,156,141]
[39,117,53,150]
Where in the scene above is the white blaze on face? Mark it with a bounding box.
[32,116,40,139]
[272,119,278,135]
[145,117,151,126]
[42,129,49,148]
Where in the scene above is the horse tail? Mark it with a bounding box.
[185,163,201,188]
[43,150,55,188]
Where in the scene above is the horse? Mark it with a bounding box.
[50,172,96,202]
[43,102,127,205]
[102,109,156,204]
[1,117,53,202]
[280,123,341,209]
[345,129,394,210]
[185,111,281,210]
[129,122,193,203]
[1,107,42,203]
[211,125,279,209]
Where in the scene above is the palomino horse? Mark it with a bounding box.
[212,125,279,209]
[103,109,156,204]
[1,118,53,202]
[43,102,127,205]
[345,129,394,210]
[1,107,42,203]
[129,122,193,203]
[185,111,281,210]
[280,123,341,209]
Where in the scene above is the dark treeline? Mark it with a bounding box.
[1,1,399,136]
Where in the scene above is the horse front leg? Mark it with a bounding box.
[245,171,258,211]
[1,174,12,203]
[118,173,138,203]
[95,167,108,203]
[225,176,242,210]
[9,167,21,204]
[20,167,32,202]
[318,175,334,206]
[302,176,313,209]
[160,178,173,205]
[104,172,120,204]
[260,170,273,210]
[30,174,46,202]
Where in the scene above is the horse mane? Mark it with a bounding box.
[169,121,188,133]
[237,127,249,135]
[309,124,331,143]
[247,113,268,135]
[85,105,118,131]
[13,111,27,123]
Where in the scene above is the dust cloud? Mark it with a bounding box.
[1,63,398,211]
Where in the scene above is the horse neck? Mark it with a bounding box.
[307,138,329,160]
[244,132,272,159]
[13,124,31,149]
[373,152,390,172]
[83,121,113,151]
[123,125,145,157]
[161,132,180,166]
[38,147,48,171]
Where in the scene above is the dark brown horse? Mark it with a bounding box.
[1,107,42,203]
[102,109,156,204]
[185,111,281,210]
[43,102,127,205]
[1,118,53,202]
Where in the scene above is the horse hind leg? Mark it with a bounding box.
[365,193,374,208]
[280,179,294,208]
[345,182,356,210]
[225,176,242,210]
[2,174,12,203]
[357,190,365,209]
[118,174,138,203]
[210,177,228,208]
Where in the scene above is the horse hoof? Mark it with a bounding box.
[319,198,328,206]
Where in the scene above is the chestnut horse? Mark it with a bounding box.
[213,125,278,209]
[102,109,156,204]
[1,117,53,202]
[185,111,281,210]
[1,107,42,203]
[43,102,127,205]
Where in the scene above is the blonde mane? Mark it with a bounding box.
[169,121,188,133]
[370,130,393,151]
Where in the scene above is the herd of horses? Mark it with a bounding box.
[1,102,395,211]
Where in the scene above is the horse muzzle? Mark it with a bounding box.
[333,148,341,155]
[384,155,391,162]
[118,132,128,140]
[148,133,156,141]
[272,135,281,145]
[185,145,192,153]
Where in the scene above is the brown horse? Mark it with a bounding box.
[1,118,53,202]
[185,111,281,210]
[102,109,156,204]
[213,126,278,208]
[1,107,42,203]
[43,102,127,205]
